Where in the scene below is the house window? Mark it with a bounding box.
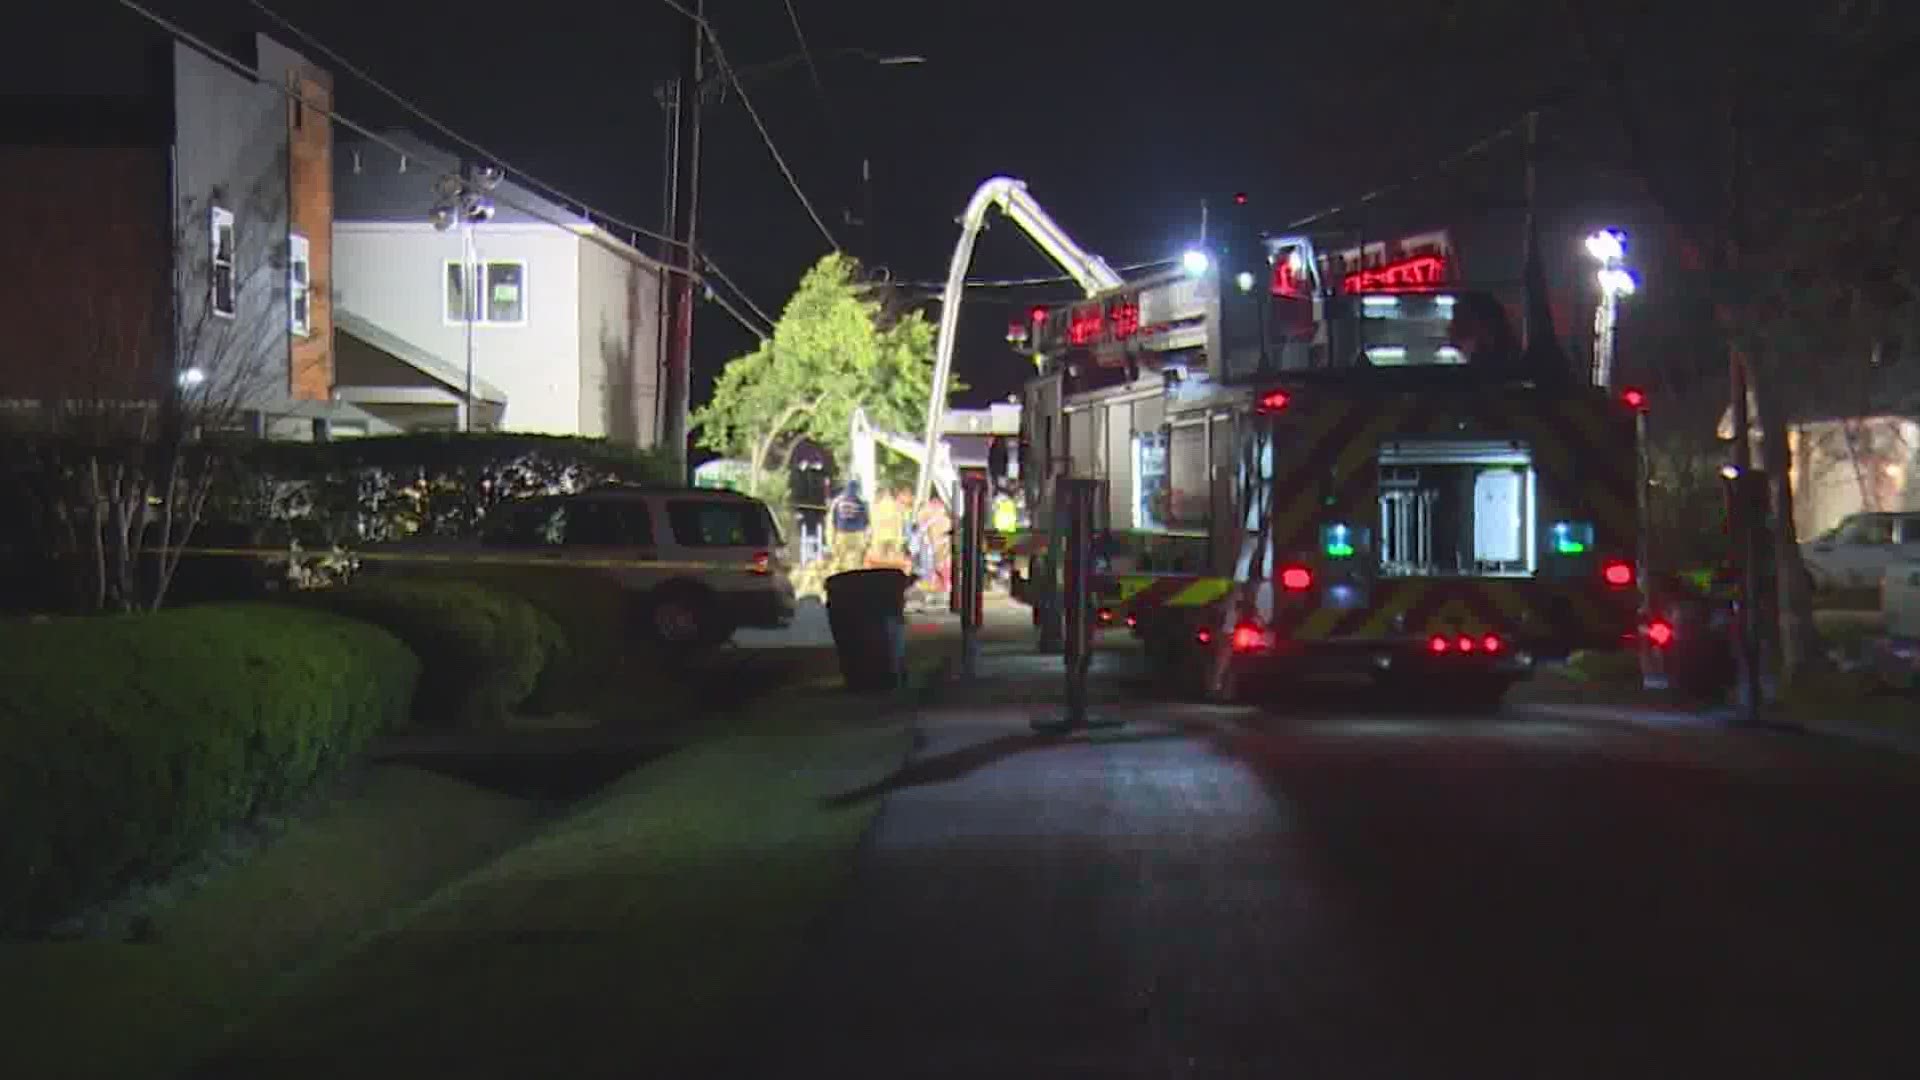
[445,259,528,325]
[288,233,311,337]
[210,207,236,318]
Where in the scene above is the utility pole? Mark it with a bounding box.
[660,0,705,482]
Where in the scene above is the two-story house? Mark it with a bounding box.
[330,130,664,445]
[0,31,384,439]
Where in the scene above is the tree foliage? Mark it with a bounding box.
[1378,0,1920,684]
[691,254,948,498]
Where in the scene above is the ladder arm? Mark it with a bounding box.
[913,177,1122,513]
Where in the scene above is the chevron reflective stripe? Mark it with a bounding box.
[1268,388,1640,563]
[1265,395,1374,555]
[1266,578,1635,646]
[1164,577,1231,607]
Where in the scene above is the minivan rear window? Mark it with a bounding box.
[666,500,772,548]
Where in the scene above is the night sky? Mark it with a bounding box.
[16,1,1751,408]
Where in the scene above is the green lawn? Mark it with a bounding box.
[9,623,945,1079]
[200,687,920,1077]
[4,766,541,1080]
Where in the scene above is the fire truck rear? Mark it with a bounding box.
[1011,212,1649,706]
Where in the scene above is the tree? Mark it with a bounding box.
[1382,0,1920,685]
[1552,0,1920,683]
[1,138,298,614]
[692,254,947,499]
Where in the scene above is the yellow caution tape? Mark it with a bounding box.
[171,545,766,575]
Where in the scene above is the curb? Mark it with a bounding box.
[1530,700,1920,760]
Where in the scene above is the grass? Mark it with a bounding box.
[199,690,922,1076]
[2,765,541,1080]
[9,612,952,1079]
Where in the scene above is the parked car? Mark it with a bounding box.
[370,485,794,649]
[1871,555,1920,690]
[1800,511,1920,591]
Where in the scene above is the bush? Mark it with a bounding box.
[394,564,667,716]
[316,577,562,729]
[0,604,418,934]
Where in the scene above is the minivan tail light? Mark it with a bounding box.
[750,551,772,574]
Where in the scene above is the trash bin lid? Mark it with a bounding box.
[825,568,912,612]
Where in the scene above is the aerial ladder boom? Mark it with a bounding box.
[912,177,1124,512]
[852,405,958,509]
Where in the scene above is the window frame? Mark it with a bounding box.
[444,258,529,327]
[664,499,773,549]
[210,206,237,319]
[288,232,311,337]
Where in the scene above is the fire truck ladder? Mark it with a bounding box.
[911,177,1126,513]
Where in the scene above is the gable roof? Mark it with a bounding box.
[333,128,582,226]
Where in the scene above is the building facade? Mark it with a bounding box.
[0,31,375,438]
[330,131,663,445]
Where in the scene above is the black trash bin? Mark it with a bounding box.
[825,569,911,691]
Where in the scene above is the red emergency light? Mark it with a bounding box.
[1230,622,1268,652]
[1342,253,1448,294]
[1271,259,1307,298]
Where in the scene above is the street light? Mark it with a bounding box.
[1585,228,1635,389]
[430,164,500,433]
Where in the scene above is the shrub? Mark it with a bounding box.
[0,604,418,934]
[316,577,562,729]
[396,564,661,716]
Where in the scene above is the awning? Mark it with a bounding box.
[334,308,508,405]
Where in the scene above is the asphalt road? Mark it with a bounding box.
[735,677,1920,1078]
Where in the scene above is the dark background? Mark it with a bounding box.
[11,0,1735,408]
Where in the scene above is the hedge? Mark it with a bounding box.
[0,604,419,934]
[315,577,562,729]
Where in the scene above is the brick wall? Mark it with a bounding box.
[287,66,333,401]
[0,147,171,402]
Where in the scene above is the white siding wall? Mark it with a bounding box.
[575,236,662,446]
[333,222,581,434]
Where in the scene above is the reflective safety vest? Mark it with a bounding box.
[992,496,1018,533]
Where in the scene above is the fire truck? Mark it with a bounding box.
[999,202,1650,706]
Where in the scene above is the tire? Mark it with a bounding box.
[645,584,726,651]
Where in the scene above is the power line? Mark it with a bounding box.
[114,0,772,341]
[893,259,1177,292]
[696,253,776,329]
[1283,107,1550,231]
[243,0,781,336]
[780,0,836,134]
[243,0,686,255]
[658,0,840,250]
